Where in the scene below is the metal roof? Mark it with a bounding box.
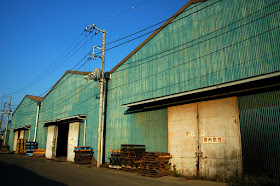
[110,0,207,73]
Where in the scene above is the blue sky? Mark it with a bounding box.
[0,0,189,125]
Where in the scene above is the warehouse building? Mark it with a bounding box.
[8,0,280,180]
[105,0,280,179]
[8,95,43,151]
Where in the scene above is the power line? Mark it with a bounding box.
[107,25,280,91]
[12,0,274,114]
[110,1,280,73]
[8,0,149,96]
[105,50,280,105]
[11,0,211,110]
[8,31,88,95]
[97,0,148,27]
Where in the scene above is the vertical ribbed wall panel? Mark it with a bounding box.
[37,73,100,159]
[109,0,280,105]
[106,0,280,163]
[238,91,280,177]
[9,97,38,147]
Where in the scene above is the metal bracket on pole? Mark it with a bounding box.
[84,24,107,168]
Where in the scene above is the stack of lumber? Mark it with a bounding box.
[138,152,172,177]
[74,146,93,164]
[109,149,121,169]
[16,139,26,154]
[32,149,45,158]
[120,144,146,172]
[25,142,38,156]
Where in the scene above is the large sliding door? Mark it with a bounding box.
[168,97,242,179]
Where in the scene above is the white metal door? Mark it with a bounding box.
[13,131,19,151]
[168,97,242,179]
[199,97,242,179]
[19,130,24,139]
[67,122,79,162]
[168,103,198,177]
[46,125,58,159]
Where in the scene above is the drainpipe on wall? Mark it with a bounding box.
[33,102,40,142]
[83,119,87,146]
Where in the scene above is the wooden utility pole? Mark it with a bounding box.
[3,96,11,145]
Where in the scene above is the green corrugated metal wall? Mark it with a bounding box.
[109,0,280,105]
[105,108,168,161]
[37,73,100,158]
[238,90,280,177]
[106,0,280,162]
[8,97,38,147]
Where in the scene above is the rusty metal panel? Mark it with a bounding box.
[167,97,242,179]
[199,97,242,180]
[168,103,198,177]
[238,90,280,177]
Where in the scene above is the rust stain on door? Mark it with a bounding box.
[199,97,242,179]
[168,97,242,179]
[168,103,198,177]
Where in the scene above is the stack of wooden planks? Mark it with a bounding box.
[109,149,121,169]
[138,152,172,177]
[120,144,146,172]
[74,146,93,164]
[32,149,45,158]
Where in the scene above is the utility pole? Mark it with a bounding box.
[0,94,5,131]
[3,95,11,145]
[84,24,107,168]
[0,103,6,132]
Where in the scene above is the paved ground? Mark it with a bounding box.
[0,154,227,186]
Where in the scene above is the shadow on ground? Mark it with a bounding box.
[0,161,66,186]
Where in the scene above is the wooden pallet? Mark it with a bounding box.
[33,149,45,158]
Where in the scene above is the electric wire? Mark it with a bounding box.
[11,0,213,110]
[105,50,280,105]
[8,0,149,96]
[110,1,280,72]
[8,31,87,95]
[13,0,278,115]
[107,25,280,91]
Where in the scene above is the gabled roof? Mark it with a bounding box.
[12,95,43,116]
[26,95,44,102]
[110,0,207,73]
[42,70,90,100]
[12,70,90,116]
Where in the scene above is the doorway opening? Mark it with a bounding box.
[56,123,69,158]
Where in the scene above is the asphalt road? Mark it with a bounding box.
[0,154,226,186]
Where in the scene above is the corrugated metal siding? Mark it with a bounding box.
[9,97,38,146]
[109,0,280,105]
[105,108,168,161]
[38,73,100,158]
[106,0,280,163]
[238,90,280,177]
